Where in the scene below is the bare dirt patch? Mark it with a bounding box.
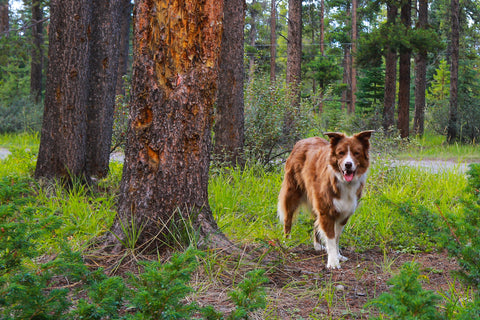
[190,244,461,319]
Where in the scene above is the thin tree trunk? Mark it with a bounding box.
[0,1,8,37]
[270,0,276,83]
[115,0,132,96]
[30,0,44,103]
[319,0,325,113]
[350,0,357,114]
[112,0,229,251]
[398,0,411,138]
[286,0,302,108]
[447,0,459,143]
[413,0,428,136]
[214,0,245,166]
[247,0,258,86]
[383,3,397,132]
[341,3,351,112]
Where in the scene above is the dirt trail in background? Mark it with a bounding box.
[0,147,11,160]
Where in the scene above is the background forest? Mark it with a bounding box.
[1,0,480,319]
[1,0,480,144]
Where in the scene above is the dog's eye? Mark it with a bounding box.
[338,151,345,156]
[354,151,360,156]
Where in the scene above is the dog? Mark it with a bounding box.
[277,131,374,269]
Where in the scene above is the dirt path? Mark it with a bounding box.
[0,147,11,160]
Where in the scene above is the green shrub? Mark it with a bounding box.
[367,262,442,320]
[0,97,43,134]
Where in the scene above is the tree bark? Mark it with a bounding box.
[0,0,8,37]
[383,3,397,132]
[115,0,133,97]
[270,0,276,83]
[112,0,228,251]
[397,0,411,138]
[35,0,92,180]
[85,0,122,178]
[350,0,358,114]
[36,0,122,182]
[447,0,459,143]
[341,3,351,112]
[286,0,302,108]
[30,0,44,103]
[413,0,428,136]
[247,0,258,86]
[214,0,245,166]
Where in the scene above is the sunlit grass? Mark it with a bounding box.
[398,133,480,162]
[0,132,40,150]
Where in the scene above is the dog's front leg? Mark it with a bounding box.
[316,219,341,269]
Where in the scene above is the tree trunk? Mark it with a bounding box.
[397,0,411,138]
[413,0,428,136]
[0,1,8,37]
[36,0,122,182]
[85,0,122,178]
[286,0,302,108]
[341,3,351,112]
[115,0,133,96]
[319,0,324,113]
[270,0,276,83]
[247,0,258,86]
[350,0,357,114]
[383,3,397,132]
[35,0,92,181]
[447,0,459,143]
[214,0,245,166]
[112,0,228,251]
[30,0,44,103]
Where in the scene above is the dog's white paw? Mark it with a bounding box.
[314,242,325,251]
[339,254,348,262]
[326,259,341,269]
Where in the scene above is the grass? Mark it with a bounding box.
[1,132,478,318]
[397,133,480,162]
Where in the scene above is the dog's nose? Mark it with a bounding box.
[345,162,353,169]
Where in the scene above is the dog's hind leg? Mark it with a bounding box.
[277,179,302,236]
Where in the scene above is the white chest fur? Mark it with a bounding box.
[333,173,365,217]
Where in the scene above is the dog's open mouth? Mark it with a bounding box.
[343,169,355,182]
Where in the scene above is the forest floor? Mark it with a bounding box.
[101,242,460,319]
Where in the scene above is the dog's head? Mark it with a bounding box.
[324,131,374,182]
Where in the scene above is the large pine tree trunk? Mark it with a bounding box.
[447,0,459,143]
[413,0,428,136]
[85,0,122,178]
[30,0,44,103]
[36,0,122,182]
[397,0,411,138]
[214,0,245,167]
[35,0,92,180]
[112,0,228,250]
[383,4,397,132]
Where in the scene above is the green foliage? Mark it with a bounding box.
[368,262,442,320]
[244,76,320,168]
[0,97,43,134]
[228,269,268,319]
[129,247,200,319]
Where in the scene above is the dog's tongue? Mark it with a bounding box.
[344,171,354,182]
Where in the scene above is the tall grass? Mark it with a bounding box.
[209,160,469,254]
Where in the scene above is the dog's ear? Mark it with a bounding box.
[324,132,345,147]
[354,130,374,149]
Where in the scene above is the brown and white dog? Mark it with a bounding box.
[277,131,374,269]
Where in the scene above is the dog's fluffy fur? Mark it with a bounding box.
[277,131,373,269]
